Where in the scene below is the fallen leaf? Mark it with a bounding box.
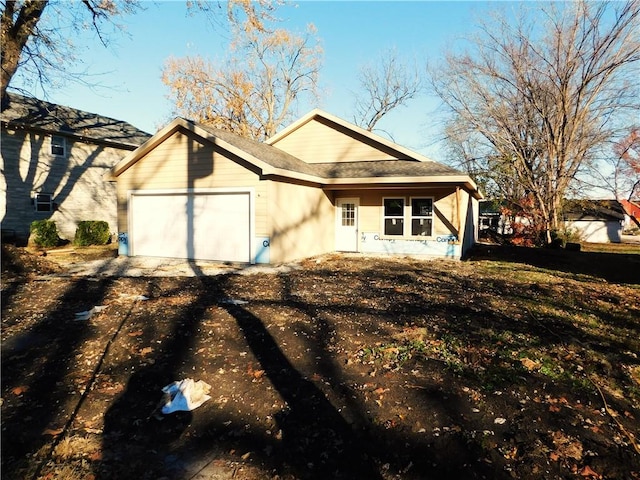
[580,465,601,478]
[42,427,64,436]
[140,346,153,356]
[128,330,143,337]
[11,385,28,395]
[549,452,560,462]
[549,405,561,413]
[520,357,539,371]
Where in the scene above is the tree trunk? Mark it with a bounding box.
[1,0,48,106]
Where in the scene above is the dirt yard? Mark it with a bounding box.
[2,243,639,479]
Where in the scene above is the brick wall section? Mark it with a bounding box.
[1,126,130,241]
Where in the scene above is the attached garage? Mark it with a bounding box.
[129,189,252,262]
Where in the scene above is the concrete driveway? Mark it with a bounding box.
[58,255,301,277]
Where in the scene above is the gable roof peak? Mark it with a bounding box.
[267,108,436,164]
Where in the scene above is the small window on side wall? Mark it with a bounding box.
[51,135,66,156]
[34,193,53,212]
[411,197,433,236]
[383,198,404,235]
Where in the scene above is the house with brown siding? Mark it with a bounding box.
[107,110,482,264]
[1,93,151,241]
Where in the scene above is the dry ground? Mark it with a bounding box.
[1,242,639,479]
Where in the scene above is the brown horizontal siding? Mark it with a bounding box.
[116,130,268,236]
[274,120,398,164]
[267,180,335,263]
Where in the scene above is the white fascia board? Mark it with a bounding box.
[106,118,187,180]
[320,175,477,189]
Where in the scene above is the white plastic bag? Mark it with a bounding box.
[161,378,211,414]
[74,305,107,321]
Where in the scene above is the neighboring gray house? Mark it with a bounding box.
[1,93,150,242]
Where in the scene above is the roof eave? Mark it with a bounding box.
[321,175,482,196]
[107,118,281,180]
[106,118,184,180]
[264,169,483,197]
[106,117,484,200]
[3,119,144,150]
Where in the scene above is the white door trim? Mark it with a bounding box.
[335,197,359,252]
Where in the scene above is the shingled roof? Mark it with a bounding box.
[197,121,466,180]
[197,122,320,177]
[1,93,151,149]
[110,116,480,197]
[562,200,625,221]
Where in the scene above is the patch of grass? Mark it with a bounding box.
[582,242,640,255]
[358,333,468,374]
[358,340,427,370]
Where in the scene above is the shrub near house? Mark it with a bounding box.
[74,221,111,246]
[29,220,61,248]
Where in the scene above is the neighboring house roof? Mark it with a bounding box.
[108,116,481,197]
[562,200,625,221]
[1,92,151,149]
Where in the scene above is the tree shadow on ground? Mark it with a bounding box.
[98,277,219,479]
[468,244,640,285]
[1,277,114,477]
[221,302,382,480]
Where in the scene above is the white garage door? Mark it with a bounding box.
[130,191,251,262]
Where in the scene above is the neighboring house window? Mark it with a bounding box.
[51,135,66,156]
[383,198,404,235]
[34,193,53,212]
[411,197,433,236]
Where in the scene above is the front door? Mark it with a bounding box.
[335,198,359,252]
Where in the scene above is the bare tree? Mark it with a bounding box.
[432,0,640,243]
[0,0,277,108]
[615,128,640,201]
[162,20,322,141]
[1,0,141,106]
[352,48,421,134]
[584,128,640,201]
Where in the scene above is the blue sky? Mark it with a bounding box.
[14,1,509,160]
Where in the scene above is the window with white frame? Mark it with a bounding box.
[411,197,433,236]
[51,135,66,156]
[383,198,404,235]
[341,202,355,226]
[34,193,53,212]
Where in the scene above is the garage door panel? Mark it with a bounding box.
[131,194,189,259]
[130,191,251,262]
